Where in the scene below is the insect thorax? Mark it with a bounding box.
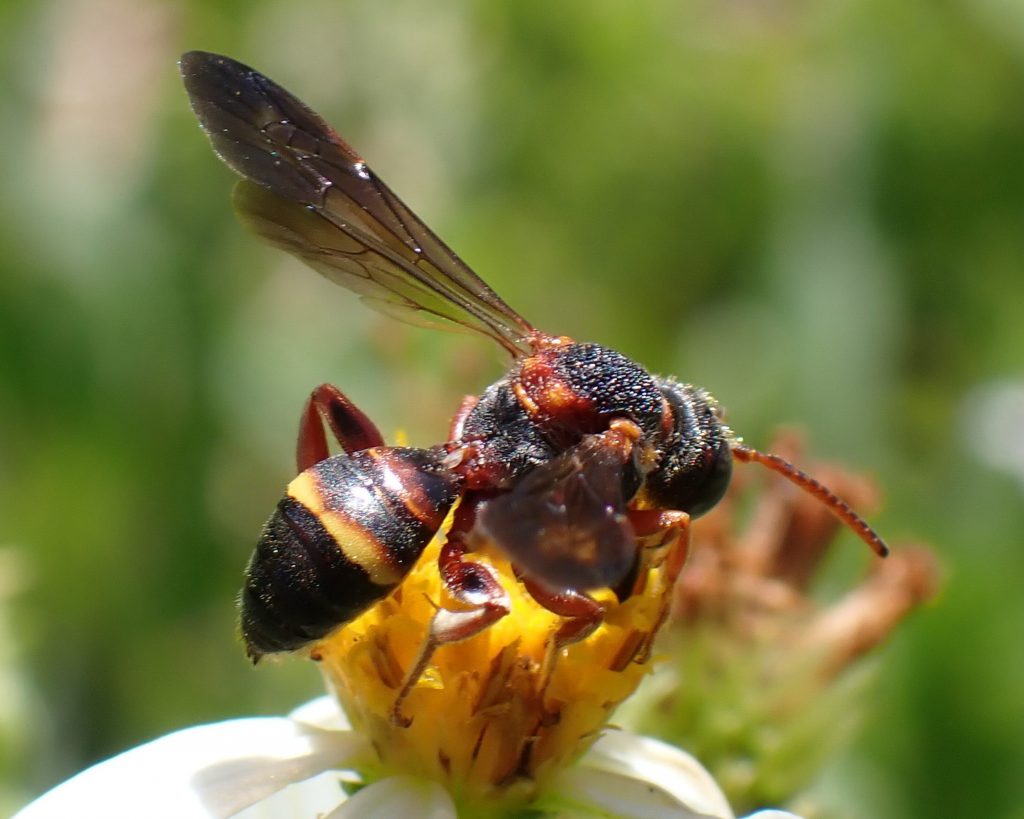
[455,341,669,491]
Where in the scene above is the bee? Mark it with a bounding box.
[180,52,889,690]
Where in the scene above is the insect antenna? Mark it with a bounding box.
[731,444,890,558]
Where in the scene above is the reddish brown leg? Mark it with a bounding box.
[297,383,385,472]
[521,577,606,699]
[626,509,691,662]
[522,579,605,647]
[447,394,479,441]
[390,496,511,726]
[629,509,691,585]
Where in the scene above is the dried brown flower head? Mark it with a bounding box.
[623,430,939,815]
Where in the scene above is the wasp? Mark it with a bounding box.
[180,51,889,702]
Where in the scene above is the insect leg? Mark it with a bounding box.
[297,383,386,471]
[447,394,479,441]
[390,497,511,726]
[522,580,606,646]
[629,509,692,585]
[626,509,691,663]
[518,577,605,700]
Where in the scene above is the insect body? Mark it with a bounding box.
[243,439,460,655]
[180,52,889,685]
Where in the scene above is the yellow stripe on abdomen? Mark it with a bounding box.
[287,471,403,587]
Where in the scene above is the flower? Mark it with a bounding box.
[14,695,801,819]
[14,496,805,818]
[19,437,913,818]
[312,513,682,813]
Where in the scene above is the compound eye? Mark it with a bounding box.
[644,437,733,518]
[685,439,733,517]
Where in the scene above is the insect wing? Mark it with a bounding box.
[179,51,534,356]
[478,433,637,592]
[233,181,495,336]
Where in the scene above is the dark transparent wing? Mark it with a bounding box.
[478,433,637,592]
[179,51,535,356]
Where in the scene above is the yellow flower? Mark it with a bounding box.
[13,501,805,819]
[315,511,679,813]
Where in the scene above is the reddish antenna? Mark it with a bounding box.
[731,444,890,558]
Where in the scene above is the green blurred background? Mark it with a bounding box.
[2,0,1023,816]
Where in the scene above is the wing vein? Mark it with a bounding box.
[180,50,537,356]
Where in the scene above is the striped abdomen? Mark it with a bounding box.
[240,446,461,660]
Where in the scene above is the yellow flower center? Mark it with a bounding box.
[313,509,682,812]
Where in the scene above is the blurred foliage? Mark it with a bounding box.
[1,0,1022,816]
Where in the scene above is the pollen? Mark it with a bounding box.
[313,510,682,812]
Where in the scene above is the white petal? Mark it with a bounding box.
[326,775,456,819]
[574,730,734,819]
[551,767,723,818]
[289,695,352,730]
[743,812,804,819]
[231,770,349,819]
[14,716,371,819]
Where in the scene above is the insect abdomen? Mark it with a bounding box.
[240,446,460,659]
